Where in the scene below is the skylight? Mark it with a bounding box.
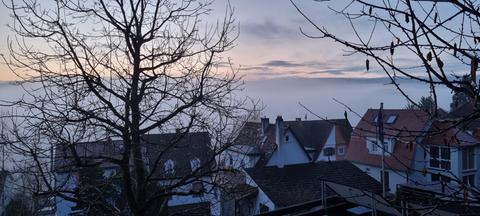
[386,115,397,124]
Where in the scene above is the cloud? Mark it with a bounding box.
[240,66,270,71]
[242,19,297,40]
[262,60,304,67]
[308,70,346,75]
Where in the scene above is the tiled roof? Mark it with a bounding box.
[245,161,382,207]
[232,121,277,167]
[54,132,214,179]
[54,139,123,172]
[422,121,479,147]
[234,119,351,165]
[144,132,214,179]
[344,109,430,171]
[287,119,351,160]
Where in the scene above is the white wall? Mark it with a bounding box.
[55,172,77,216]
[353,163,407,194]
[410,143,429,185]
[223,148,257,169]
[317,127,336,161]
[266,130,310,167]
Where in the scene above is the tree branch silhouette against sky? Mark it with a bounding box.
[0,0,461,81]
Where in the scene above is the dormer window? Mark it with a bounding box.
[164,159,175,174]
[190,158,201,171]
[386,115,397,124]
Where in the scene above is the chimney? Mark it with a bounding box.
[261,117,270,135]
[275,115,284,168]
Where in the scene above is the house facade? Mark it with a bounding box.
[224,115,352,171]
[54,132,220,216]
[345,109,480,194]
[419,121,480,187]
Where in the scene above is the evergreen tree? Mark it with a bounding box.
[405,96,435,112]
[451,75,473,111]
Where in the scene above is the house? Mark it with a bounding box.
[219,116,352,215]
[420,120,480,187]
[244,160,400,215]
[54,132,220,216]
[224,116,352,170]
[345,108,480,195]
[344,109,431,194]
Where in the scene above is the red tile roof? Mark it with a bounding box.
[344,109,430,171]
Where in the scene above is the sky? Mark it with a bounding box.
[0,0,457,123]
[0,0,385,81]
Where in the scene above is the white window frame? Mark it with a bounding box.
[429,146,451,170]
[367,137,393,155]
[164,159,175,174]
[462,147,476,171]
[323,147,335,156]
[190,158,201,171]
[337,145,345,156]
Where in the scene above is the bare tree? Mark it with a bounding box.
[0,0,250,215]
[292,0,479,119]
[291,0,480,214]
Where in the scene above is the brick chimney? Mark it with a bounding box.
[261,117,270,135]
[275,115,284,168]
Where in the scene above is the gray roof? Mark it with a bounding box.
[233,119,352,166]
[54,132,214,179]
[144,132,214,179]
[245,161,382,207]
[286,119,351,159]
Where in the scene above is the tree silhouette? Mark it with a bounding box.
[0,0,251,215]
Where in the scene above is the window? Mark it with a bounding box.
[164,159,175,174]
[367,137,394,155]
[285,135,289,142]
[463,175,475,186]
[429,146,451,170]
[190,158,201,171]
[462,147,475,170]
[386,115,397,124]
[367,138,378,152]
[380,171,390,191]
[337,146,345,156]
[323,147,335,156]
